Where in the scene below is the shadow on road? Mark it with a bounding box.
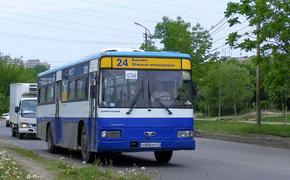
[39,149,183,168]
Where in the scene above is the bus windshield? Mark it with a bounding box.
[99,69,192,108]
[21,100,37,118]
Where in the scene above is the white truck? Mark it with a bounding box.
[10,83,37,139]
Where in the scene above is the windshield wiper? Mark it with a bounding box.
[157,99,173,115]
[147,76,152,107]
[126,87,144,115]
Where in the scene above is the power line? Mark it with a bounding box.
[0,5,157,23]
[210,44,228,52]
[80,0,218,22]
[0,17,136,39]
[208,17,227,32]
[210,19,231,35]
[24,0,159,23]
[211,18,248,37]
[0,31,139,45]
[137,0,221,14]
[0,10,140,35]
[213,26,254,43]
[211,27,255,52]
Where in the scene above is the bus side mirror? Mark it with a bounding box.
[90,85,96,98]
[15,106,19,113]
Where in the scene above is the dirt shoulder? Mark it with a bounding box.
[197,131,290,149]
[0,139,54,180]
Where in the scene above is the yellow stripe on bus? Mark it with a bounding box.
[100,57,112,68]
[182,59,191,70]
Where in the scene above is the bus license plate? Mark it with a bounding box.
[140,143,161,148]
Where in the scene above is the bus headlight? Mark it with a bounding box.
[177,130,193,138]
[20,122,29,128]
[101,130,121,138]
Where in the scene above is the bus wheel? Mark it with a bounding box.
[11,127,16,137]
[81,126,94,163]
[154,151,173,163]
[18,133,24,139]
[47,125,58,153]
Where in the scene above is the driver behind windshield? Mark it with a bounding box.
[151,82,171,106]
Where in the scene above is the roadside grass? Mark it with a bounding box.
[195,111,288,123]
[0,150,36,180]
[195,120,290,137]
[5,146,150,180]
[263,115,288,123]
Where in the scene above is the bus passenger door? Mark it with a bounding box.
[54,80,61,145]
[89,72,97,149]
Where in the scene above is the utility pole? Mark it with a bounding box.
[256,22,261,125]
[134,22,151,51]
[144,29,148,51]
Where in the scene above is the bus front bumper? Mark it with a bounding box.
[95,139,195,152]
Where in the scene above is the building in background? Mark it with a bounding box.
[0,53,24,66]
[25,59,50,69]
[0,52,50,69]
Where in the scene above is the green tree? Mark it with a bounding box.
[198,60,253,119]
[140,41,159,51]
[224,0,290,124]
[225,0,289,57]
[32,64,49,76]
[0,61,36,113]
[154,16,215,63]
[261,58,290,123]
[154,16,192,55]
[191,23,216,64]
[222,61,254,119]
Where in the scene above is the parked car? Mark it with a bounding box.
[2,113,10,127]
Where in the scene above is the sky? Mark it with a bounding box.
[0,0,254,68]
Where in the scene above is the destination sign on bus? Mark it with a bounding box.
[111,57,182,69]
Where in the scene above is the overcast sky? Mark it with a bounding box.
[0,0,254,68]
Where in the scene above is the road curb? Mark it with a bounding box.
[196,131,290,149]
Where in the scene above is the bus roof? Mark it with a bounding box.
[38,51,191,77]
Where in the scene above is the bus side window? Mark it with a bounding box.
[61,80,68,102]
[76,77,87,99]
[46,84,55,103]
[68,80,76,100]
[39,87,46,104]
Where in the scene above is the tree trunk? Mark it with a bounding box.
[218,60,222,122]
[284,91,287,125]
[208,105,210,118]
[218,91,221,122]
[280,88,285,124]
[285,106,288,125]
[256,22,261,125]
[233,92,237,121]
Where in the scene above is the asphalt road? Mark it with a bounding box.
[1,120,290,180]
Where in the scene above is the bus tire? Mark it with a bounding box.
[11,127,16,137]
[18,133,24,139]
[154,151,173,163]
[47,125,59,153]
[81,126,94,163]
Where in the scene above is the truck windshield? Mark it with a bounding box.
[21,100,37,118]
[99,69,192,108]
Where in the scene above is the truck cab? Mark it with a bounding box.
[10,83,37,139]
[13,97,37,138]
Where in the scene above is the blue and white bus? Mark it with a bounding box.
[37,49,196,163]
